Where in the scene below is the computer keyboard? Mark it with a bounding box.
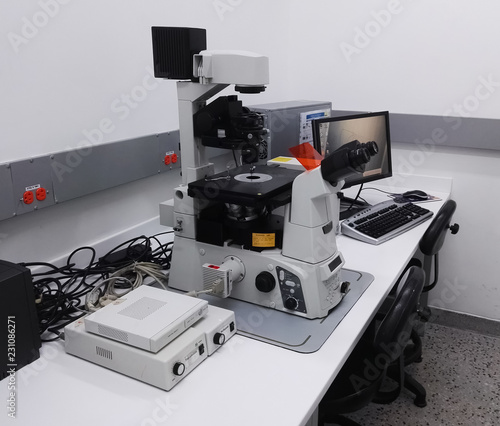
[341,200,433,245]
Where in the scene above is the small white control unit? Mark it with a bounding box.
[64,304,236,391]
[84,285,208,353]
[192,304,236,355]
[65,317,208,391]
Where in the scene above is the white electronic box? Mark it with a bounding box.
[192,304,236,355]
[65,317,208,391]
[64,304,237,391]
[84,285,208,353]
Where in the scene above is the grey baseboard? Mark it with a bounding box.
[0,131,180,222]
[430,307,500,338]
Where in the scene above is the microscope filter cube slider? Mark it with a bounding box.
[64,318,208,391]
[84,285,208,353]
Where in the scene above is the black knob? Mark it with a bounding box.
[255,271,276,293]
[173,362,185,376]
[284,297,298,310]
[213,332,226,345]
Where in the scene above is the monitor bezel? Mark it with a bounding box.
[312,111,392,189]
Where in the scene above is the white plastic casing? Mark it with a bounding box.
[193,50,269,86]
[192,305,236,355]
[84,286,208,353]
[64,318,207,391]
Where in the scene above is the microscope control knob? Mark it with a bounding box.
[173,362,186,376]
[255,271,275,293]
[213,332,226,345]
[341,281,351,294]
[284,297,299,310]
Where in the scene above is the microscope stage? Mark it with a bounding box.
[188,165,301,208]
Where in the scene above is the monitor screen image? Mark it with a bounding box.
[312,111,392,189]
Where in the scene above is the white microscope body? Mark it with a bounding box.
[159,44,375,319]
[162,49,350,319]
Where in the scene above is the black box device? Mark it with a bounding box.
[151,26,206,80]
[1,260,41,379]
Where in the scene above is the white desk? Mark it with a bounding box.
[0,175,451,426]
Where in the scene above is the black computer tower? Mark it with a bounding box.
[1,260,41,380]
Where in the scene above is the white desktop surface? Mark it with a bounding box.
[1,176,451,426]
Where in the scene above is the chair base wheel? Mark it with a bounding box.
[414,396,427,408]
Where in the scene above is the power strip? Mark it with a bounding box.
[98,244,152,266]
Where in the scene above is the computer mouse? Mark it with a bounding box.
[402,190,429,200]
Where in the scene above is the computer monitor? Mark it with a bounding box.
[312,111,392,189]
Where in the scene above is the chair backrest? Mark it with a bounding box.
[374,266,425,365]
[419,200,457,256]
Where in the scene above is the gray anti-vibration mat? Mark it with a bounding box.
[202,268,374,353]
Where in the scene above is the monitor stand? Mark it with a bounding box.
[339,194,370,220]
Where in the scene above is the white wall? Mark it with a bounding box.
[284,0,500,320]
[391,145,500,320]
[1,0,499,320]
[287,0,500,119]
[0,0,293,163]
[0,0,293,265]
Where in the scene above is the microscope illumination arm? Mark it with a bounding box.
[177,50,269,184]
[193,50,269,88]
[177,82,228,184]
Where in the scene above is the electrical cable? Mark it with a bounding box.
[362,187,396,196]
[342,184,365,214]
[21,232,174,342]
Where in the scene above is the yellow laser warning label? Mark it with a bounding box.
[252,233,275,247]
[271,156,292,162]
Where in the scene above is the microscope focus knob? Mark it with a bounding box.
[173,362,186,376]
[255,271,275,293]
[284,297,299,310]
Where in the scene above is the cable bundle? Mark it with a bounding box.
[85,261,169,312]
[20,232,173,342]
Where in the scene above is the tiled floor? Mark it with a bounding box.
[327,322,500,426]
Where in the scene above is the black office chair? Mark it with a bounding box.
[401,200,459,365]
[415,199,460,320]
[318,266,425,426]
[382,199,460,310]
[376,199,460,405]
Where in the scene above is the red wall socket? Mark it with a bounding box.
[36,187,47,201]
[23,191,34,204]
